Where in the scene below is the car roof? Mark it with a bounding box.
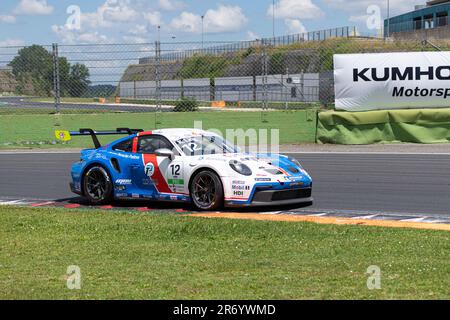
[151,128,218,141]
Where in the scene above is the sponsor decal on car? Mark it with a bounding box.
[145,162,155,177]
[255,178,271,182]
[290,182,304,187]
[110,151,141,160]
[168,179,184,185]
[115,179,132,185]
[232,185,250,190]
[116,193,128,198]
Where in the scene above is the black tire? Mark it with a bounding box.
[190,170,224,211]
[83,166,113,205]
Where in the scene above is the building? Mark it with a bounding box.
[385,0,450,39]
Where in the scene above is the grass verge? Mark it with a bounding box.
[0,110,317,148]
[0,206,448,299]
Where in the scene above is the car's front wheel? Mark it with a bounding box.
[83,166,113,205]
[190,170,224,211]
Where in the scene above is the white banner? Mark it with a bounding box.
[334,52,450,111]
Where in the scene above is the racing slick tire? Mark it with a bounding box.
[190,169,224,211]
[83,166,113,205]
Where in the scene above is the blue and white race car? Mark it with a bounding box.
[57,128,313,210]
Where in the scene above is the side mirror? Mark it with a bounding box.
[155,148,175,161]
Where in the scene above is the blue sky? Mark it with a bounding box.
[0,0,425,46]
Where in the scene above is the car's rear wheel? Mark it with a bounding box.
[190,170,224,211]
[83,166,113,205]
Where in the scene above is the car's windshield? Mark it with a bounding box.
[176,135,240,156]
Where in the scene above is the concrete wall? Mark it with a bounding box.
[391,25,450,40]
[119,73,322,103]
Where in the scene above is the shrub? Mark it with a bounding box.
[174,97,199,112]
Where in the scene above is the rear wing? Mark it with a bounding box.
[55,128,143,148]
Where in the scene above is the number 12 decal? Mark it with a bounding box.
[170,164,181,176]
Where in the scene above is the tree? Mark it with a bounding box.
[67,63,90,97]
[9,44,90,97]
[9,45,54,95]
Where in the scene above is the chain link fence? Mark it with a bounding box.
[1,29,449,148]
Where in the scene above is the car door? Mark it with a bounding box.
[110,137,143,197]
[133,134,186,199]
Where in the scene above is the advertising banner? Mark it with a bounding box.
[334,52,450,111]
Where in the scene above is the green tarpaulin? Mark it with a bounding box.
[317,108,450,144]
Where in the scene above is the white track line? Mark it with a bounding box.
[352,214,378,220]
[0,200,28,205]
[400,217,428,222]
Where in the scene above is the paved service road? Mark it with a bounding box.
[0,96,165,113]
[0,152,449,216]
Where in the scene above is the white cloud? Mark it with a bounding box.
[0,39,25,46]
[246,31,259,40]
[51,25,110,44]
[170,12,200,33]
[268,0,324,20]
[129,24,148,35]
[52,0,143,43]
[14,0,53,15]
[122,35,148,43]
[285,19,307,34]
[158,0,184,11]
[0,15,16,23]
[100,0,139,23]
[78,32,109,43]
[170,5,248,34]
[144,11,162,27]
[80,11,111,30]
[204,5,248,33]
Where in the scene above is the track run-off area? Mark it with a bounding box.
[0,150,450,228]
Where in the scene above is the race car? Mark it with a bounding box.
[56,128,313,210]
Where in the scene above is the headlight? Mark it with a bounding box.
[288,157,302,168]
[229,160,252,176]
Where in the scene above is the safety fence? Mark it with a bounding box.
[0,32,449,148]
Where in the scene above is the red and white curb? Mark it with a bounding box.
[0,198,449,225]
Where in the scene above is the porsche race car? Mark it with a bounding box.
[57,128,313,210]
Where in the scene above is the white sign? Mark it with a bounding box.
[334,52,450,111]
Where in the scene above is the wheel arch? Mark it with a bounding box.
[188,166,224,194]
[80,161,113,196]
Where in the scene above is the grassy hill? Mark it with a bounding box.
[120,37,450,82]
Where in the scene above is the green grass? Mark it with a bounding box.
[0,110,317,148]
[0,206,448,299]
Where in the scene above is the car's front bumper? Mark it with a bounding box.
[225,187,313,208]
[70,182,82,196]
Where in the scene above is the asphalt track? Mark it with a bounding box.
[0,152,449,217]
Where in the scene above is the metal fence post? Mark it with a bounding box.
[261,39,268,123]
[52,43,60,113]
[155,40,162,127]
